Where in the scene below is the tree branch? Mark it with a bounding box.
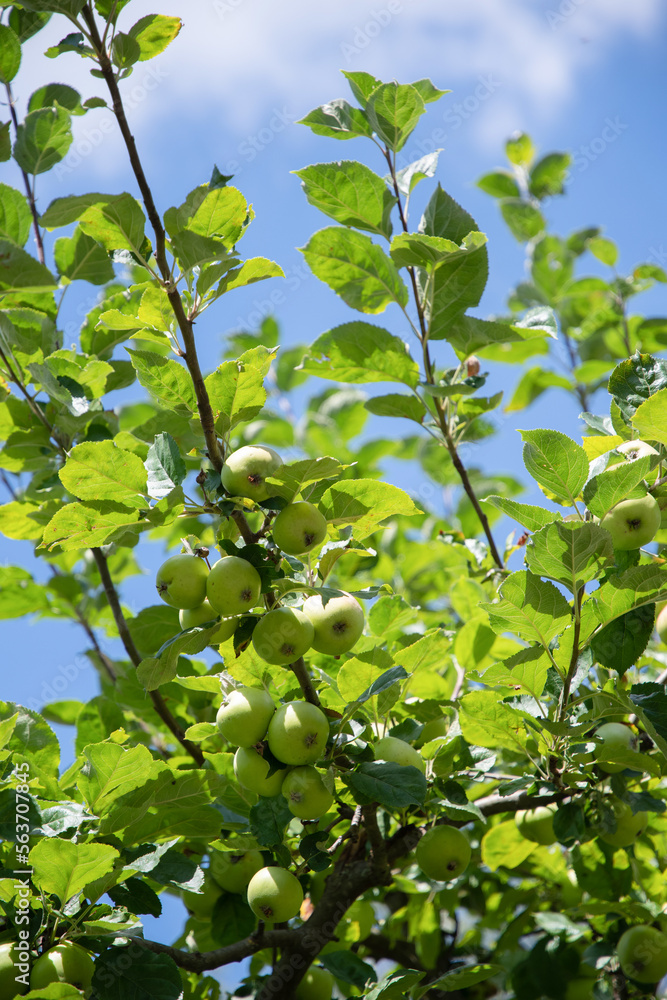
[4,81,46,265]
[91,547,204,766]
[289,656,321,706]
[135,928,297,972]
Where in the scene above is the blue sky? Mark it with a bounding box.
[2,0,667,973]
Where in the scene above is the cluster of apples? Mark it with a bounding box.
[0,939,95,997]
[155,445,367,664]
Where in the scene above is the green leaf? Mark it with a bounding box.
[294,160,396,237]
[301,322,419,387]
[54,225,115,285]
[482,820,535,871]
[342,761,426,808]
[137,625,216,690]
[215,256,283,295]
[506,132,535,167]
[590,604,655,673]
[519,428,589,505]
[126,348,196,413]
[0,565,48,616]
[267,456,345,501]
[300,227,408,313]
[298,99,373,140]
[364,393,425,423]
[145,432,186,500]
[42,500,144,551]
[78,742,155,812]
[390,230,486,269]
[590,565,667,629]
[366,82,425,151]
[0,184,32,246]
[13,105,72,175]
[319,479,422,538]
[100,767,220,843]
[249,796,293,846]
[40,192,113,229]
[410,78,451,104]
[395,151,440,196]
[633,388,667,446]
[525,521,614,593]
[528,152,571,199]
[446,315,552,361]
[59,441,148,507]
[79,193,147,256]
[482,570,572,646]
[30,839,119,904]
[0,238,57,291]
[459,690,531,752]
[587,236,618,267]
[24,983,84,999]
[505,367,572,412]
[205,344,275,436]
[320,950,377,989]
[609,351,667,421]
[92,946,183,1000]
[482,646,550,701]
[629,684,667,757]
[423,966,504,996]
[126,13,181,60]
[583,454,653,518]
[357,665,408,704]
[28,82,83,115]
[420,183,486,246]
[365,971,425,1000]
[477,170,520,198]
[500,199,546,241]
[420,247,489,339]
[481,496,563,533]
[0,24,21,83]
[165,183,248,247]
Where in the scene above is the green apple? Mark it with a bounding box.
[155,553,209,609]
[515,804,557,845]
[295,965,335,1000]
[416,825,471,881]
[282,765,334,820]
[251,607,314,665]
[597,797,648,848]
[302,591,365,655]
[234,746,289,796]
[210,849,264,894]
[0,943,28,998]
[593,722,638,773]
[179,600,239,643]
[247,866,304,923]
[374,735,425,772]
[656,603,667,643]
[221,445,283,501]
[416,717,448,747]
[267,701,329,765]
[600,494,661,550]
[216,686,276,747]
[272,501,328,555]
[30,942,95,992]
[564,978,595,1000]
[207,555,262,616]
[182,870,223,918]
[616,440,659,462]
[616,924,667,983]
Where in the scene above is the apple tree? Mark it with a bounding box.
[1,4,667,1000]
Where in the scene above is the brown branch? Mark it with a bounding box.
[4,81,46,265]
[472,788,569,819]
[90,547,204,765]
[289,656,321,706]
[558,586,584,722]
[135,929,297,972]
[80,5,223,471]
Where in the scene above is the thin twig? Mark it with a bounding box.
[4,81,46,265]
[289,656,320,706]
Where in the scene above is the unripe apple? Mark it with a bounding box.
[272,501,328,555]
[267,701,330,765]
[597,797,648,848]
[207,555,262,616]
[0,943,28,998]
[515,804,557,845]
[600,494,661,550]
[210,849,264,894]
[416,717,448,747]
[247,866,304,923]
[216,687,276,747]
[374,735,425,772]
[179,600,239,643]
[616,924,667,983]
[302,591,365,655]
[234,746,289,796]
[282,765,334,820]
[221,445,283,501]
[252,607,314,665]
[182,870,223,918]
[593,722,638,773]
[294,965,335,1000]
[656,603,667,643]
[155,553,209,609]
[416,825,471,881]
[30,942,95,992]
[616,440,659,462]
